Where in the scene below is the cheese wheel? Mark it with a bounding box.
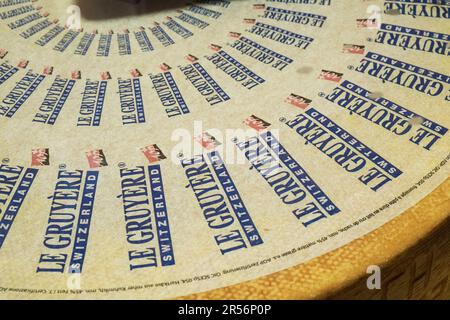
[0,0,448,299]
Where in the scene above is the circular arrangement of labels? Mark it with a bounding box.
[0,0,448,299]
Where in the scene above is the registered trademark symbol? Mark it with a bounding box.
[2,158,9,164]
[177,152,184,159]
[318,92,326,98]
[347,65,354,70]
[59,163,66,170]
[367,37,373,42]
[231,137,238,143]
[118,162,126,168]
[279,117,286,123]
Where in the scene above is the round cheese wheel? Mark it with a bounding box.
[0,0,448,299]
